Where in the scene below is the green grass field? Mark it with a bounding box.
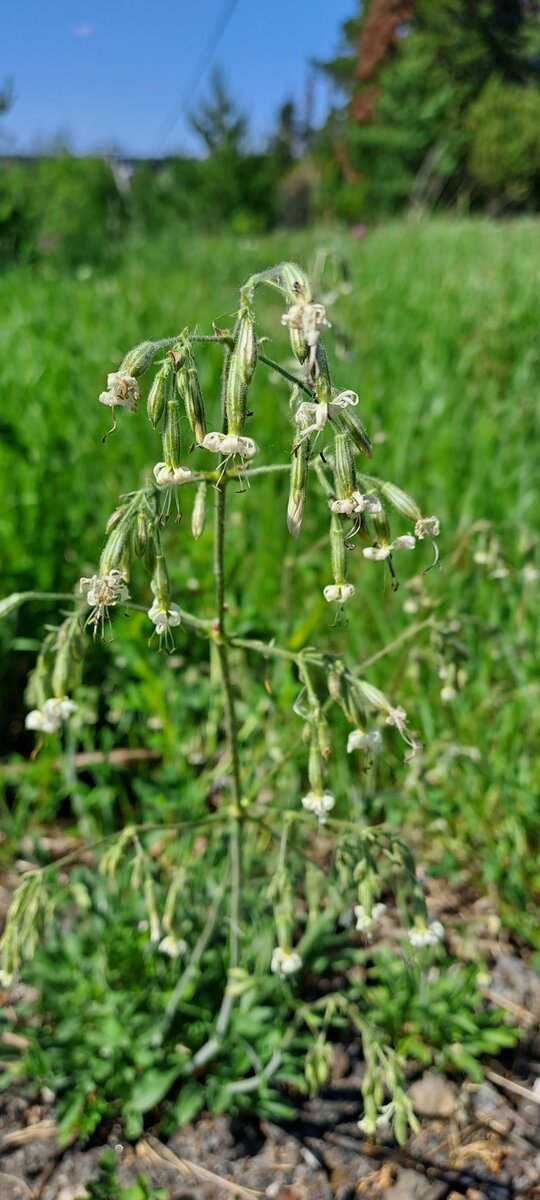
[1,218,539,940]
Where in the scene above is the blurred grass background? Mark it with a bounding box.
[1,218,539,941]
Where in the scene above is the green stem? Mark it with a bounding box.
[212,480,242,1035]
[258,352,313,397]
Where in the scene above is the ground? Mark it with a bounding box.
[2,876,540,1200]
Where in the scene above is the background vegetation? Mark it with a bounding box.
[1,1,540,269]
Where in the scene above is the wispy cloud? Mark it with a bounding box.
[73,24,94,38]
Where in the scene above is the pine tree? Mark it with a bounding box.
[319,0,540,215]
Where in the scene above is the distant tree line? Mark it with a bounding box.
[319,0,540,216]
[1,3,539,267]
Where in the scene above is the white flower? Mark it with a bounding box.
[408,919,445,948]
[329,492,382,519]
[384,705,408,734]
[301,789,335,824]
[281,301,331,347]
[330,389,359,409]
[158,935,187,958]
[98,370,140,411]
[347,729,382,754]
[202,431,258,460]
[294,400,328,438]
[148,598,181,635]
[363,534,416,562]
[282,301,331,378]
[271,946,302,978]
[25,696,77,735]
[153,462,192,486]
[415,516,440,540]
[323,583,355,604]
[440,685,457,703]
[80,569,129,629]
[522,563,539,585]
[354,902,386,934]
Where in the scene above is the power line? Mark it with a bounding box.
[158,0,241,152]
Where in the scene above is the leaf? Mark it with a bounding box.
[174,1080,205,1125]
[129,1065,183,1114]
[0,593,24,621]
[446,1047,484,1082]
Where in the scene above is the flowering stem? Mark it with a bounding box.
[212,479,242,1034]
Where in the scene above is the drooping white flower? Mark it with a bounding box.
[281,301,331,346]
[363,534,416,562]
[271,946,302,979]
[415,516,440,540]
[153,462,192,486]
[294,400,329,440]
[282,301,331,378]
[80,569,129,627]
[330,389,359,409]
[301,789,335,825]
[202,431,258,460]
[347,728,382,754]
[148,598,181,636]
[329,491,382,520]
[323,583,355,604]
[408,919,445,948]
[384,705,408,734]
[98,370,140,411]
[354,902,387,934]
[522,563,539,585]
[25,696,78,735]
[158,934,187,958]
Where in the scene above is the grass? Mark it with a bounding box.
[1,217,539,940]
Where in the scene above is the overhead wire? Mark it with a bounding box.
[157,0,241,152]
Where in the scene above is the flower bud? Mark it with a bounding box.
[147,362,170,428]
[318,716,332,760]
[191,482,207,540]
[333,433,356,501]
[99,522,130,577]
[225,352,247,438]
[105,505,128,535]
[152,553,171,610]
[337,407,372,458]
[289,323,308,366]
[235,305,257,386]
[330,512,346,586]
[308,727,324,793]
[51,617,82,702]
[163,397,182,471]
[372,505,391,547]
[144,537,157,578]
[380,482,421,523]
[134,510,149,558]
[287,435,310,538]
[177,359,206,446]
[313,344,332,405]
[121,341,154,377]
[278,262,312,305]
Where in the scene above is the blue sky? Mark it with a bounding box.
[2,0,355,157]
